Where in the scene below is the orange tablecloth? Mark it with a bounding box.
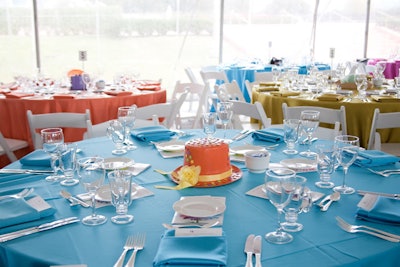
[0,90,167,151]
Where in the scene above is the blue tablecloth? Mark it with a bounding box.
[0,130,399,267]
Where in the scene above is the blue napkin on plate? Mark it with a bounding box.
[153,230,227,266]
[19,149,51,167]
[354,150,399,167]
[357,196,400,225]
[131,126,176,142]
[0,193,56,228]
[252,128,284,143]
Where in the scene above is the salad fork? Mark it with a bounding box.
[367,168,400,177]
[0,188,34,201]
[125,232,146,267]
[335,216,400,242]
[114,236,135,267]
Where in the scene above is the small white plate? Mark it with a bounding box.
[103,157,134,170]
[280,158,317,173]
[173,196,226,218]
[95,184,138,202]
[230,145,266,162]
[154,140,185,158]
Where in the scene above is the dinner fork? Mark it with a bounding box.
[0,188,34,201]
[335,216,400,242]
[125,232,146,267]
[336,216,400,240]
[114,235,135,267]
[367,168,400,177]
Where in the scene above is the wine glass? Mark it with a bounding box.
[108,170,135,224]
[77,157,107,226]
[41,128,64,182]
[272,67,280,82]
[216,102,233,139]
[283,119,300,155]
[81,72,92,93]
[299,110,320,158]
[281,175,307,232]
[59,143,79,186]
[107,120,127,155]
[354,74,367,101]
[315,143,336,188]
[333,135,360,195]
[264,168,296,244]
[203,112,216,140]
[118,105,137,150]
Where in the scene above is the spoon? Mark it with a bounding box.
[162,220,220,229]
[320,192,340,211]
[0,188,34,201]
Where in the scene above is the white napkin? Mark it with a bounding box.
[126,163,151,176]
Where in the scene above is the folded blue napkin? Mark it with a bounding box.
[357,196,400,225]
[0,193,56,228]
[252,128,284,143]
[131,126,176,142]
[19,149,51,167]
[354,150,399,167]
[153,230,227,266]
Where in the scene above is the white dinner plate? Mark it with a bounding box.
[173,196,226,218]
[280,158,317,172]
[230,145,266,162]
[154,140,185,158]
[103,157,134,170]
[95,184,138,202]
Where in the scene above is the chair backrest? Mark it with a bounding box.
[184,67,199,84]
[27,109,91,149]
[0,131,18,162]
[282,103,347,140]
[368,108,400,150]
[200,69,229,85]
[230,100,271,129]
[215,80,246,102]
[136,92,188,129]
[254,71,273,82]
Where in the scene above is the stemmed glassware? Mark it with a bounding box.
[333,135,360,195]
[283,119,300,155]
[354,73,367,102]
[118,105,137,150]
[299,110,320,158]
[216,102,233,139]
[264,168,296,244]
[77,157,107,226]
[203,112,216,140]
[315,143,336,188]
[41,128,64,182]
[107,120,127,155]
[108,170,135,224]
[81,72,93,94]
[59,143,79,186]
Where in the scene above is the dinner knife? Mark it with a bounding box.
[60,190,91,208]
[357,190,400,200]
[0,169,53,174]
[0,217,80,242]
[253,235,262,267]
[244,234,255,267]
[232,129,249,141]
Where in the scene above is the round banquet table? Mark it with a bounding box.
[1,130,400,266]
[252,89,400,148]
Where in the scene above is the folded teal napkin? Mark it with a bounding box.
[355,150,399,167]
[0,193,56,228]
[252,128,284,143]
[20,149,51,167]
[153,230,227,266]
[131,126,176,142]
[357,196,400,225]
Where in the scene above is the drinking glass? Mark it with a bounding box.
[203,112,216,139]
[59,143,79,186]
[315,143,336,188]
[272,67,280,82]
[354,74,367,101]
[107,120,127,155]
[299,110,320,158]
[81,72,92,93]
[41,128,64,182]
[118,105,137,150]
[394,77,400,98]
[281,175,307,232]
[283,119,300,155]
[333,135,360,195]
[77,157,107,226]
[264,168,296,244]
[216,102,233,139]
[108,170,135,224]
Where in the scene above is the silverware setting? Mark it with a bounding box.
[232,129,254,141]
[114,233,146,267]
[0,169,54,174]
[162,220,220,229]
[318,192,340,211]
[0,188,34,201]
[367,168,400,177]
[357,190,400,200]
[60,190,91,208]
[244,234,262,267]
[336,216,400,242]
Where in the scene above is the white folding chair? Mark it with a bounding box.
[229,100,271,130]
[215,80,246,102]
[84,119,156,139]
[367,108,400,155]
[254,71,273,82]
[184,67,200,84]
[0,131,29,162]
[282,103,347,140]
[27,109,91,149]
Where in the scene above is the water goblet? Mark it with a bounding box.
[299,110,320,158]
[59,143,79,186]
[281,175,307,232]
[394,77,400,98]
[77,157,107,226]
[108,170,135,224]
[315,143,336,188]
[333,135,360,195]
[354,74,367,101]
[216,102,233,139]
[41,127,64,182]
[81,72,92,93]
[264,168,296,244]
[272,67,280,82]
[118,105,137,150]
[283,119,300,155]
[107,120,127,155]
[203,112,216,140]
